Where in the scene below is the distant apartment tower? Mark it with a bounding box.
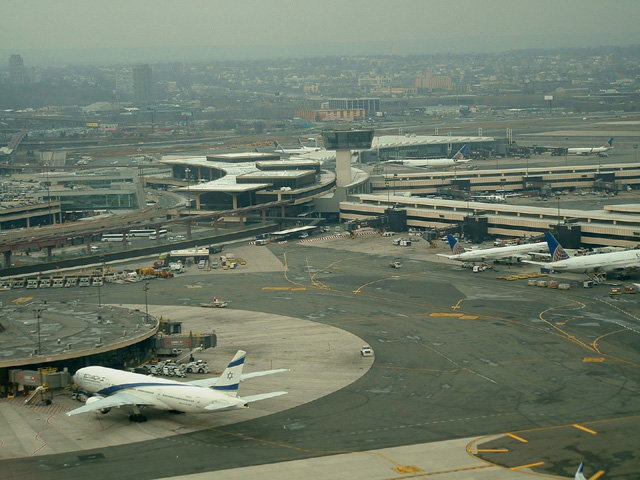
[132,64,153,105]
[296,109,365,122]
[328,98,380,116]
[9,54,25,86]
[415,72,452,91]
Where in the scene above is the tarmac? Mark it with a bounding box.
[1,234,639,480]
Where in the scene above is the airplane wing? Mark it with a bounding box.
[521,259,548,266]
[242,391,288,403]
[67,391,155,416]
[186,368,289,388]
[202,391,287,411]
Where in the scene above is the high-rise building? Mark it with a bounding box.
[132,64,153,105]
[9,54,25,86]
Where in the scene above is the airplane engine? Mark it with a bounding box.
[85,395,111,414]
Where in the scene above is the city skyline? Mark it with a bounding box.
[1,0,640,65]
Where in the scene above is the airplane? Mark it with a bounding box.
[439,234,548,263]
[274,138,322,156]
[567,138,613,156]
[382,145,469,168]
[574,462,586,480]
[66,350,287,423]
[470,194,506,203]
[522,231,640,279]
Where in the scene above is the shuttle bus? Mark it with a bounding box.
[128,228,156,238]
[100,233,129,242]
[149,229,168,240]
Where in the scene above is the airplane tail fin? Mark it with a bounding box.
[212,350,246,396]
[604,137,614,149]
[544,232,570,261]
[297,138,305,147]
[274,140,283,152]
[447,234,465,255]
[254,148,259,153]
[453,145,468,161]
[574,462,586,480]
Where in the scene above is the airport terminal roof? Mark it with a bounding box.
[370,135,495,149]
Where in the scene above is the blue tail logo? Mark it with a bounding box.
[605,138,614,148]
[447,234,465,255]
[544,232,569,262]
[453,145,468,161]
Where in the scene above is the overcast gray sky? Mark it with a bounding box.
[2,0,640,64]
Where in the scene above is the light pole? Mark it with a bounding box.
[634,144,638,163]
[44,163,52,225]
[33,305,44,355]
[185,168,191,216]
[98,255,104,307]
[143,282,150,324]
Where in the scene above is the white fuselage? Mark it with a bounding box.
[450,242,548,262]
[567,146,610,155]
[546,249,640,273]
[75,366,246,413]
[387,158,468,168]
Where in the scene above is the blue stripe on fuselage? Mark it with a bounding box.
[97,382,191,396]
[212,384,239,391]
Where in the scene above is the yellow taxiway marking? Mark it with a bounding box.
[290,287,306,291]
[590,471,606,479]
[505,432,528,443]
[470,448,509,453]
[392,465,423,474]
[430,312,463,317]
[452,299,464,310]
[459,315,479,320]
[13,296,35,304]
[583,357,605,363]
[572,424,598,434]
[510,461,544,470]
[186,285,202,289]
[262,286,291,290]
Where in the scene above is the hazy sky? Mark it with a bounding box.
[2,0,640,64]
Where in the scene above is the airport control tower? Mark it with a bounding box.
[322,127,374,187]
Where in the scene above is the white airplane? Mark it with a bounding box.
[470,194,506,203]
[568,138,613,156]
[439,234,548,263]
[382,145,469,168]
[66,350,287,422]
[523,232,640,277]
[274,138,322,155]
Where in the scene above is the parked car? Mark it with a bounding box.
[361,345,374,357]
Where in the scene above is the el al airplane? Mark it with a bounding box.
[274,138,322,156]
[523,232,640,278]
[382,145,469,168]
[567,138,613,156]
[66,350,287,422]
[439,234,548,263]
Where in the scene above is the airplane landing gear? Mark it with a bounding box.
[129,414,147,423]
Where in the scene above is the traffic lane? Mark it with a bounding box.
[469,416,640,479]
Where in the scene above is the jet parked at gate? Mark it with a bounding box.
[523,232,640,277]
[67,350,287,422]
[274,138,322,156]
[439,234,548,263]
[382,145,469,168]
